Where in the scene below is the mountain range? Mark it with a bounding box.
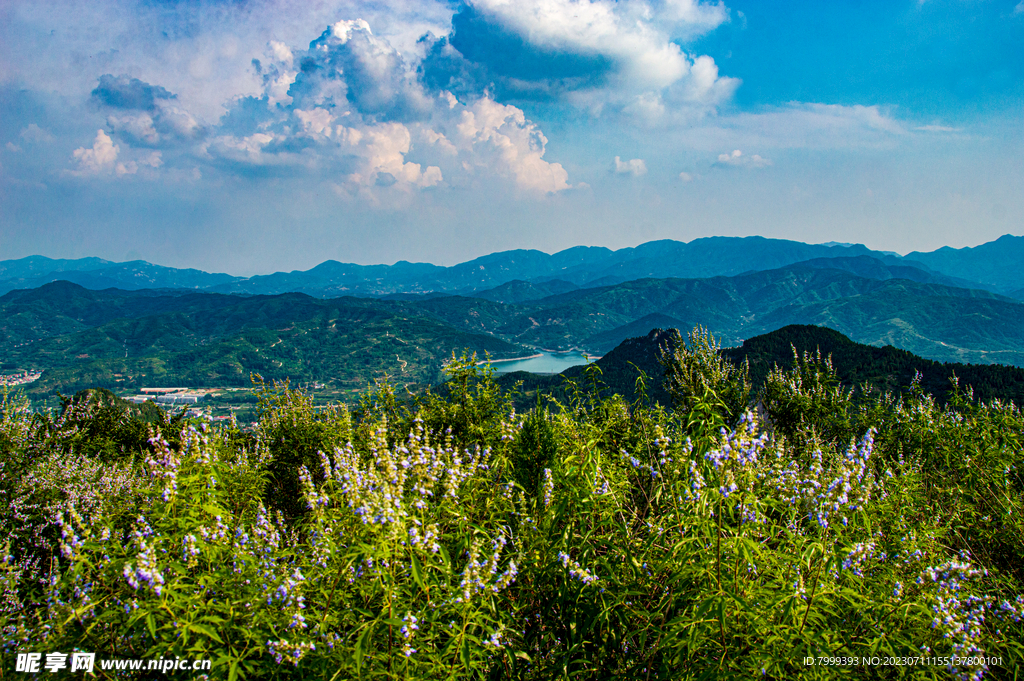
[3,234,1022,298]
[3,233,1024,397]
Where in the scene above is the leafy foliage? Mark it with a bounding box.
[662,326,751,433]
[725,324,1024,406]
[2,329,1024,680]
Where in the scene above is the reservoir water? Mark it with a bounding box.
[488,351,598,375]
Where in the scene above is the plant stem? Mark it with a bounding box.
[799,548,825,636]
[716,496,726,653]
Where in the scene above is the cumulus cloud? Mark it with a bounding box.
[678,170,693,181]
[20,123,55,143]
[715,149,771,168]
[420,0,738,121]
[277,19,435,123]
[91,74,176,110]
[205,19,571,194]
[613,156,647,176]
[70,129,144,176]
[58,17,571,194]
[90,75,204,148]
[105,107,203,147]
[439,96,571,192]
[70,130,164,177]
[269,40,294,67]
[72,130,120,174]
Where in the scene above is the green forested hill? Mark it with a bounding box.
[7,252,1024,399]
[501,325,1024,411]
[2,282,530,396]
[722,325,1024,405]
[492,264,1020,363]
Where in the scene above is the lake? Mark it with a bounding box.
[488,351,598,375]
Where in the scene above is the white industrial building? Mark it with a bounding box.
[127,391,206,405]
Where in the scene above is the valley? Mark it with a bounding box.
[4,234,1024,407]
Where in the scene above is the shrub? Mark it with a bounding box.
[3,335,1023,680]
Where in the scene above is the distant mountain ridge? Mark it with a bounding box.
[4,234,1024,398]
[906,235,1024,294]
[0,257,238,293]
[7,249,1024,400]
[5,233,1022,298]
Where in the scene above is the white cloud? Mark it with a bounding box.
[613,156,647,176]
[204,21,571,195]
[6,142,22,153]
[669,103,908,154]
[678,171,693,182]
[71,130,120,175]
[715,149,771,168]
[205,132,283,166]
[445,97,571,193]
[338,121,442,189]
[460,0,738,119]
[1014,2,1024,16]
[141,151,163,168]
[915,124,961,133]
[20,124,55,143]
[294,108,336,137]
[106,113,160,145]
[105,103,202,148]
[69,130,164,177]
[468,0,726,74]
[268,40,293,67]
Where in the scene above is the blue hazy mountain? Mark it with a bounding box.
[906,234,1024,295]
[8,234,1020,299]
[0,257,238,294]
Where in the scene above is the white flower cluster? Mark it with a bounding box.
[917,554,1024,681]
[453,535,518,604]
[771,429,879,530]
[558,551,599,586]
[323,418,493,528]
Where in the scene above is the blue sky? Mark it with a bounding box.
[1,0,1021,275]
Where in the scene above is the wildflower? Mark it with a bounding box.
[841,541,876,578]
[558,551,599,586]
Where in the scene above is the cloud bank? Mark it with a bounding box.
[420,0,739,121]
[67,18,574,194]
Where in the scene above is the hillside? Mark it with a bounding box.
[9,233,1015,299]
[6,325,1023,679]
[504,325,1024,411]
[1,283,530,397]
[721,325,1024,405]
[491,262,1023,364]
[7,251,1024,399]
